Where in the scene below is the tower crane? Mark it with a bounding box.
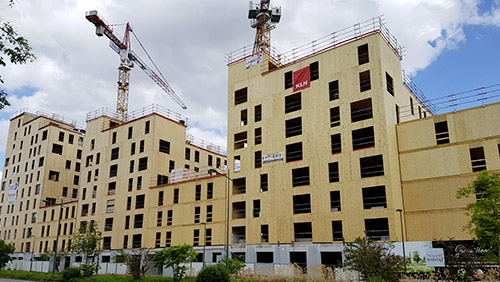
[85,10,186,121]
[248,0,281,54]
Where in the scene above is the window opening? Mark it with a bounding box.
[434,121,450,144]
[292,167,310,187]
[233,178,246,194]
[293,194,311,214]
[285,117,302,138]
[330,191,341,211]
[470,147,487,172]
[233,202,246,219]
[358,44,369,65]
[234,87,248,105]
[359,70,371,92]
[362,186,387,209]
[351,98,373,122]
[360,155,384,178]
[285,93,301,113]
[331,133,341,154]
[352,126,375,150]
[294,222,312,242]
[365,218,389,241]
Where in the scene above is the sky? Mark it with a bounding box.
[0,0,500,178]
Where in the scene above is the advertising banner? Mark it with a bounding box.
[293,66,310,91]
[245,53,263,68]
[262,152,285,164]
[7,183,18,205]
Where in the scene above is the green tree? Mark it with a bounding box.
[457,170,500,264]
[116,248,153,280]
[153,244,197,282]
[345,237,404,282]
[0,0,36,109]
[69,221,103,276]
[218,255,246,277]
[0,240,15,270]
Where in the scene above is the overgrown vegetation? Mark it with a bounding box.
[457,170,500,264]
[344,237,403,282]
[69,220,103,276]
[0,240,15,270]
[153,244,197,282]
[219,255,246,277]
[116,248,154,280]
[196,264,230,282]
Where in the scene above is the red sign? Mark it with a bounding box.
[293,66,311,91]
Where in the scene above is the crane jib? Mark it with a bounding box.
[109,41,121,55]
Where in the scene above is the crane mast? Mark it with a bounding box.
[248,0,281,54]
[85,10,186,121]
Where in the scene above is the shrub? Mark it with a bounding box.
[79,263,98,277]
[62,267,81,281]
[218,255,245,276]
[196,264,230,282]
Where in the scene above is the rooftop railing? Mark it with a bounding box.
[10,108,77,127]
[86,104,189,126]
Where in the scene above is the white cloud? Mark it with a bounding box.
[0,0,499,174]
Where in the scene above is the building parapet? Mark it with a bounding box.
[10,108,78,128]
[225,16,403,66]
[86,104,189,126]
[186,133,227,156]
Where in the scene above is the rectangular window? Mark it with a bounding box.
[233,177,246,194]
[75,162,80,172]
[48,170,60,181]
[260,174,268,192]
[359,70,371,92]
[129,160,135,173]
[169,160,175,172]
[194,151,200,163]
[58,132,64,142]
[103,237,111,250]
[232,226,246,244]
[194,206,201,223]
[69,134,74,144]
[235,87,248,105]
[332,221,343,241]
[193,229,200,246]
[128,178,133,191]
[167,210,173,225]
[352,126,375,150]
[365,218,390,241]
[185,148,191,160]
[165,232,172,247]
[255,128,262,145]
[208,155,213,167]
[240,109,248,126]
[127,197,132,210]
[108,182,116,195]
[360,155,384,178]
[286,142,303,162]
[331,133,341,154]
[109,164,118,177]
[105,218,113,231]
[255,151,262,168]
[253,199,261,217]
[173,189,179,204]
[159,139,170,154]
[195,185,202,201]
[132,234,142,248]
[134,214,144,228]
[155,232,161,248]
[310,61,319,81]
[358,44,369,65]
[470,147,487,172]
[207,183,213,199]
[157,174,168,186]
[362,186,387,209]
[234,132,247,150]
[434,121,450,144]
[328,162,339,183]
[138,157,148,171]
[233,201,246,219]
[157,211,163,227]
[106,200,115,213]
[128,127,133,139]
[386,73,394,95]
[284,71,293,89]
[65,160,71,169]
[205,228,212,246]
[292,167,310,187]
[112,132,117,144]
[111,147,119,160]
[207,205,213,222]
[330,191,341,212]
[285,93,301,113]
[125,216,130,229]
[329,80,339,101]
[293,194,311,214]
[351,98,373,122]
[131,143,136,155]
[396,105,400,124]
[135,194,145,209]
[261,225,269,243]
[52,144,63,155]
[139,140,145,153]
[294,222,312,242]
[145,121,150,134]
[255,104,262,122]
[330,107,340,127]
[285,117,302,138]
[410,97,415,115]
[158,191,164,206]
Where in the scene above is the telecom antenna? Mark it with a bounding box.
[85,10,187,121]
[248,0,281,54]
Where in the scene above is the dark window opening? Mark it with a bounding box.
[138,157,148,171]
[330,107,340,127]
[396,105,400,124]
[292,167,310,187]
[194,151,200,163]
[185,148,191,160]
[329,162,339,183]
[386,73,394,95]
[233,177,246,194]
[365,218,390,241]
[470,147,487,172]
[351,98,373,122]
[195,185,201,201]
[253,199,261,217]
[285,117,302,138]
[331,221,343,241]
[128,127,133,139]
[359,70,371,92]
[260,174,268,192]
[132,234,142,248]
[103,237,111,250]
[435,121,450,145]
[145,121,150,134]
[207,183,213,199]
[255,151,262,168]
[330,191,341,212]
[257,252,273,263]
[232,226,246,244]
[109,164,118,177]
[255,104,262,122]
[108,182,116,195]
[331,133,341,154]
[358,44,369,65]
[260,225,269,243]
[294,222,312,242]
[173,189,179,204]
[321,252,342,268]
[157,175,168,186]
[111,147,119,160]
[255,127,262,145]
[207,205,213,222]
[310,61,319,81]
[293,194,311,214]
[286,142,303,162]
[52,144,63,155]
[159,140,170,154]
[360,155,384,178]
[194,207,200,223]
[240,109,247,126]
[362,186,387,209]
[167,210,173,225]
[104,218,113,231]
[169,160,175,172]
[329,80,339,101]
[134,214,144,228]
[233,201,246,219]
[410,98,415,115]
[193,229,200,246]
[235,87,248,105]
[135,195,145,209]
[285,71,293,89]
[234,132,247,150]
[352,126,375,150]
[285,93,301,113]
[48,170,59,181]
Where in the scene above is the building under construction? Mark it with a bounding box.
[1,3,500,275]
